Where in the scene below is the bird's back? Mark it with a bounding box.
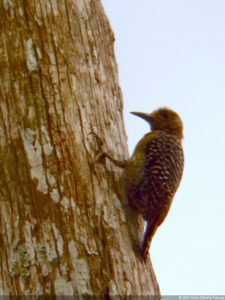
[125,131,184,222]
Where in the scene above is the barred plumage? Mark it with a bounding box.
[124,107,184,260]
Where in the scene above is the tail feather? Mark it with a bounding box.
[140,221,158,260]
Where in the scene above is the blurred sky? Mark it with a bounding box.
[102,0,225,295]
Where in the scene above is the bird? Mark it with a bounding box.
[124,107,184,260]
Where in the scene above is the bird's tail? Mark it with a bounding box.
[140,221,158,261]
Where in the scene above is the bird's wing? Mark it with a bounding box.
[139,132,180,220]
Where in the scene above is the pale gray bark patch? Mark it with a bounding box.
[25,39,38,71]
[3,0,14,10]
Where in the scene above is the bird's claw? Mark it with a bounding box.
[88,132,107,164]
[88,132,127,168]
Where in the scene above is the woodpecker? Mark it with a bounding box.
[124,107,184,260]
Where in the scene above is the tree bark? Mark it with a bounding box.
[0,0,160,296]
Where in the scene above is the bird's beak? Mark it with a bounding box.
[131,112,154,123]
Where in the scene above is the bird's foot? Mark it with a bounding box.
[89,132,127,168]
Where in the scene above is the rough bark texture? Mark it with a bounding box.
[0,0,160,296]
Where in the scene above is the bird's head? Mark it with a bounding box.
[131,107,183,139]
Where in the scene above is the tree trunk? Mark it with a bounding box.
[0,0,160,296]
